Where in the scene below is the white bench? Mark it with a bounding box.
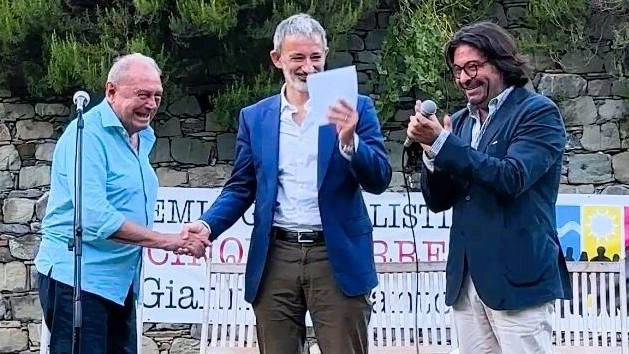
[199,261,629,353]
[39,261,629,353]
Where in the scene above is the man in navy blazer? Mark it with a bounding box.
[407,22,571,353]
[182,13,391,354]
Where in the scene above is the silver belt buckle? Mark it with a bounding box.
[297,231,314,243]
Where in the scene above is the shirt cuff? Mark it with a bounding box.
[428,130,450,158]
[339,133,359,161]
[422,151,435,173]
[198,220,211,234]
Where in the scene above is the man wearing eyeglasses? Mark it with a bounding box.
[406,22,571,353]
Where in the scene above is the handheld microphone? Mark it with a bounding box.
[403,99,438,148]
[73,91,90,113]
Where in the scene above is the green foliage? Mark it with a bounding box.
[377,0,490,121]
[170,0,238,39]
[212,68,283,130]
[0,0,375,129]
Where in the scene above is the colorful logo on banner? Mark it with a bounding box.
[556,205,627,262]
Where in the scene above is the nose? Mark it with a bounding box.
[301,58,316,73]
[145,96,158,110]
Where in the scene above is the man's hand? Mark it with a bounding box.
[327,99,358,147]
[174,221,211,257]
[407,99,451,146]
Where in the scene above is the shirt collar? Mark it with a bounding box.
[280,84,311,114]
[467,85,514,121]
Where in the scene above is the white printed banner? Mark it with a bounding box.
[142,187,628,323]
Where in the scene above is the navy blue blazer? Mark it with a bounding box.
[420,87,572,310]
[200,94,392,303]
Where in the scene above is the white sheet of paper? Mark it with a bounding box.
[306,65,358,126]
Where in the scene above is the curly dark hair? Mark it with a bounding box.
[444,21,531,88]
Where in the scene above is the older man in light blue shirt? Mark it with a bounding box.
[35,53,209,354]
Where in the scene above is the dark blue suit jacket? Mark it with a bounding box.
[200,94,392,303]
[420,87,572,310]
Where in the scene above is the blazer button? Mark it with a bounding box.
[465,195,471,201]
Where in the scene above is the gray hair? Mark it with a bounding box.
[107,53,162,83]
[273,13,327,51]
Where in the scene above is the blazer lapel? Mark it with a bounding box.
[477,87,528,152]
[260,97,280,188]
[317,124,336,189]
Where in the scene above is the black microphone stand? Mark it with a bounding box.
[67,102,86,354]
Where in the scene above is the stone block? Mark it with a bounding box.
[598,99,626,121]
[567,153,613,184]
[150,138,171,163]
[394,109,414,123]
[0,145,21,170]
[559,51,605,74]
[168,96,201,116]
[0,261,27,291]
[27,322,40,346]
[188,165,232,187]
[356,11,377,30]
[558,97,597,126]
[35,143,55,161]
[169,338,199,354]
[156,167,187,187]
[16,143,35,159]
[15,120,54,140]
[35,192,48,220]
[0,123,10,141]
[171,138,212,165]
[181,118,205,135]
[18,165,50,189]
[336,34,364,51]
[142,336,159,354]
[611,79,628,97]
[602,185,629,195]
[600,122,621,150]
[154,117,181,137]
[580,125,600,151]
[612,151,629,184]
[327,52,354,69]
[537,74,586,99]
[365,29,387,50]
[587,79,613,96]
[2,198,35,223]
[10,294,41,321]
[0,170,13,191]
[0,223,29,235]
[35,103,70,117]
[385,141,403,172]
[0,327,28,352]
[8,234,40,260]
[0,103,35,121]
[216,133,236,161]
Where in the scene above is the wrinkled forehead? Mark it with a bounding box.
[452,44,486,65]
[116,65,163,91]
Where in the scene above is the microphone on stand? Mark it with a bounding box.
[403,100,438,148]
[73,91,90,113]
[69,89,90,354]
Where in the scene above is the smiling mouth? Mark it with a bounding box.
[135,113,151,120]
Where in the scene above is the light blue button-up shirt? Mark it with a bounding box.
[35,99,158,305]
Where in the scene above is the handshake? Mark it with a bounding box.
[160,221,211,259]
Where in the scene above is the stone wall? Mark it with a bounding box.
[1,1,628,354]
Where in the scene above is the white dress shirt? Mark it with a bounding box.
[273,85,357,231]
[423,86,514,171]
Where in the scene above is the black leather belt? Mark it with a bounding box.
[272,227,324,243]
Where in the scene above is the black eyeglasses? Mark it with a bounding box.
[452,60,488,80]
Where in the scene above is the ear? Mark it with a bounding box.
[105,82,116,102]
[270,50,282,69]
